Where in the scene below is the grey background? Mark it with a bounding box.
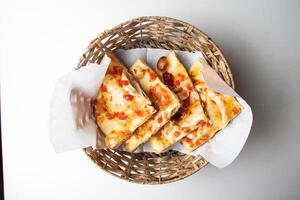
[1,0,300,199]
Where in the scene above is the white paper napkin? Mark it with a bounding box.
[48,55,110,153]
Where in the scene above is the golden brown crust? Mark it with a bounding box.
[94,55,156,149]
[181,60,241,151]
[150,51,209,153]
[124,59,181,152]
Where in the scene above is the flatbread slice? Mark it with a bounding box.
[124,59,181,152]
[181,60,242,151]
[93,54,156,149]
[149,51,209,153]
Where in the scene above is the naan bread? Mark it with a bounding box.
[93,54,156,149]
[149,51,209,153]
[181,60,242,151]
[124,59,181,152]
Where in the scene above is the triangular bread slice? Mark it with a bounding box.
[149,51,209,153]
[181,60,241,151]
[124,59,181,152]
[93,54,156,149]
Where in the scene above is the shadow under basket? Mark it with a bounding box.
[77,16,235,184]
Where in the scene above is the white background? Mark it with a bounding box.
[1,0,300,199]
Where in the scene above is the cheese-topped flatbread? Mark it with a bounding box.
[93,54,156,149]
[149,51,209,153]
[124,59,181,152]
[181,60,242,151]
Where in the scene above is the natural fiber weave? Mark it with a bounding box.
[77,16,235,184]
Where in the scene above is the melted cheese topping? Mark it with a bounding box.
[124,59,181,152]
[181,60,241,151]
[94,55,156,149]
[150,51,209,153]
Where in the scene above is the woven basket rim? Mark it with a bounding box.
[84,148,208,185]
[81,16,233,89]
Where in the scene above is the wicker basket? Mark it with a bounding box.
[77,16,235,184]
